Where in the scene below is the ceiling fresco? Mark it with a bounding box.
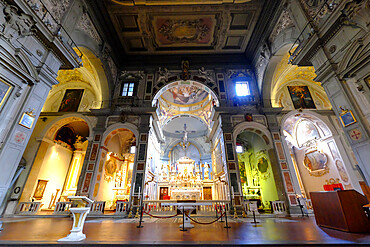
[105,0,262,54]
[156,83,215,138]
[153,15,216,47]
[161,85,209,106]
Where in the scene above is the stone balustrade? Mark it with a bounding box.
[271,201,287,215]
[53,201,72,215]
[89,201,105,215]
[15,202,41,215]
[115,201,129,215]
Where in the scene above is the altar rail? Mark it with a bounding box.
[115,201,129,215]
[15,202,42,215]
[90,201,105,215]
[53,201,72,214]
[143,200,230,214]
[243,201,260,215]
[271,201,287,215]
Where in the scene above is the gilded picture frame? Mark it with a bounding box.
[0,79,12,111]
[339,110,356,127]
[33,179,48,200]
[19,112,35,129]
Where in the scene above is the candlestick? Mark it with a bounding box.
[139,186,141,196]
[232,186,235,199]
[132,182,135,194]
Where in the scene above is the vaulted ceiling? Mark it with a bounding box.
[87,0,283,67]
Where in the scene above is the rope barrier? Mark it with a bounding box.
[185,212,225,225]
[215,205,225,214]
[143,210,179,219]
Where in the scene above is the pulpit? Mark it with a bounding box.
[58,196,93,241]
[310,190,370,232]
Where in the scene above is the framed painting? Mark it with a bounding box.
[287,86,316,109]
[19,112,35,129]
[33,179,48,200]
[58,89,84,112]
[339,110,356,127]
[0,79,12,110]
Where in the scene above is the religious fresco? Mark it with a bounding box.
[303,150,328,174]
[287,86,316,109]
[58,89,84,112]
[295,119,320,147]
[153,15,215,46]
[161,85,208,105]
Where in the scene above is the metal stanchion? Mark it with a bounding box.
[251,211,259,224]
[296,195,307,217]
[224,206,231,229]
[180,206,187,231]
[137,188,145,228]
[219,205,224,222]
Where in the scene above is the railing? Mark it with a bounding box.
[142,200,230,214]
[271,201,287,215]
[243,201,260,215]
[304,199,314,214]
[15,202,42,215]
[115,201,129,215]
[25,0,82,64]
[53,201,72,215]
[288,0,339,64]
[89,201,105,215]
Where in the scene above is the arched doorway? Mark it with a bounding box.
[92,127,137,210]
[235,126,279,212]
[19,117,90,210]
[282,112,356,198]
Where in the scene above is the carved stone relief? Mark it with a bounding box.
[2,4,35,38]
[77,12,101,44]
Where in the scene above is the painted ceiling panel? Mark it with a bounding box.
[106,0,263,55]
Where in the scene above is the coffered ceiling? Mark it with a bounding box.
[105,0,263,55]
[87,0,282,66]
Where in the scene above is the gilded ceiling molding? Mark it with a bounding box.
[111,0,252,6]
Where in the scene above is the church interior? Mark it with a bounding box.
[0,0,369,245]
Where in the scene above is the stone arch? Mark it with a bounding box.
[78,47,110,106]
[270,26,299,55]
[40,114,94,141]
[101,122,139,147]
[233,121,273,149]
[279,110,338,137]
[43,46,110,112]
[262,43,293,107]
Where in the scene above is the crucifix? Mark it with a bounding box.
[176,124,195,156]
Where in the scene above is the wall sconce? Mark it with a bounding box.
[40,117,48,122]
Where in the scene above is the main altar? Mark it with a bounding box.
[158,156,213,200]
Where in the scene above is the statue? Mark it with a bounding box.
[157,67,169,83]
[198,67,214,83]
[204,163,210,180]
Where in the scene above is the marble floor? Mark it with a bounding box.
[0,216,369,246]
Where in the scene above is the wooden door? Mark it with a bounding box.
[203,187,212,200]
[159,187,168,200]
